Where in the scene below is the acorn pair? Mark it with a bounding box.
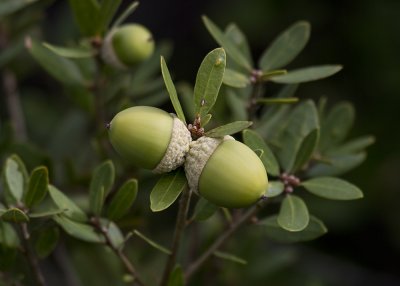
[108,106,268,208]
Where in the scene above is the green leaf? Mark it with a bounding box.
[107,179,138,221]
[193,48,226,120]
[176,82,196,122]
[202,16,252,71]
[25,166,49,208]
[214,251,247,265]
[278,195,309,232]
[34,227,59,258]
[48,185,87,222]
[256,97,299,105]
[1,208,29,223]
[0,0,39,17]
[259,21,310,71]
[160,56,186,123]
[225,23,253,66]
[291,129,319,173]
[96,0,122,33]
[42,42,95,59]
[101,219,124,249]
[0,221,20,248]
[319,102,355,152]
[192,198,218,221]
[223,68,250,88]
[29,209,66,218]
[167,265,184,286]
[301,177,363,200]
[206,121,252,137]
[133,229,171,255]
[201,114,212,127]
[111,1,139,29]
[226,89,247,121]
[89,160,115,216]
[277,100,319,172]
[53,215,104,243]
[265,181,284,198]
[307,153,367,177]
[242,129,280,176]
[68,0,100,36]
[26,38,84,86]
[150,169,187,212]
[260,215,327,243]
[2,155,28,204]
[270,65,342,84]
[327,136,375,156]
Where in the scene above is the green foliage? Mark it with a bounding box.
[107,179,138,220]
[278,195,309,232]
[25,166,49,208]
[214,251,248,265]
[89,160,115,216]
[205,121,252,137]
[301,177,363,200]
[34,227,60,258]
[133,229,171,255]
[192,198,218,221]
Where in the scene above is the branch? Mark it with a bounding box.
[184,203,264,282]
[19,223,46,286]
[160,187,192,286]
[92,218,145,286]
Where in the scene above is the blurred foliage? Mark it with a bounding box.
[0,0,399,286]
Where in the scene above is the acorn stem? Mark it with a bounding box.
[160,187,192,286]
[184,201,267,282]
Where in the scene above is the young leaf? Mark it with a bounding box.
[48,185,87,222]
[291,129,319,173]
[260,215,327,243]
[277,100,319,172]
[111,1,139,29]
[319,102,355,152]
[167,265,184,286]
[259,21,310,71]
[202,16,252,71]
[307,153,366,177]
[160,56,186,123]
[68,0,100,36]
[225,23,253,66]
[192,198,218,222]
[256,97,299,105]
[43,42,95,59]
[265,181,284,198]
[101,219,124,249]
[2,155,27,204]
[242,129,280,176]
[0,0,40,17]
[25,166,49,208]
[34,227,60,258]
[89,160,115,216]
[96,0,122,33]
[1,208,29,223]
[26,37,84,86]
[133,230,171,255]
[29,209,66,218]
[53,215,104,243]
[270,65,342,84]
[327,136,375,156]
[205,121,252,137]
[301,177,363,200]
[150,168,187,212]
[0,221,20,248]
[201,114,213,127]
[193,48,226,120]
[214,251,247,265]
[107,179,138,221]
[278,195,309,232]
[223,68,250,88]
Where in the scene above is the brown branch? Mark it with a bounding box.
[184,203,264,283]
[160,188,192,286]
[19,223,46,286]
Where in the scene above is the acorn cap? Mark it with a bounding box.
[108,106,191,173]
[185,136,268,208]
[101,24,155,69]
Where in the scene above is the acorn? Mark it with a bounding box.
[101,23,155,69]
[108,106,191,173]
[185,136,268,208]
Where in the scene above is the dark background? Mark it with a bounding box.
[2,0,400,285]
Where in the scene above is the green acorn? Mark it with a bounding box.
[108,106,191,173]
[101,23,155,69]
[185,136,268,208]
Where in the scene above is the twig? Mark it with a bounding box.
[19,223,46,286]
[247,81,263,120]
[160,187,192,286]
[92,218,145,286]
[184,203,264,282]
[2,69,27,142]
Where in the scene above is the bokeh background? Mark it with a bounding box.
[1,0,400,285]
